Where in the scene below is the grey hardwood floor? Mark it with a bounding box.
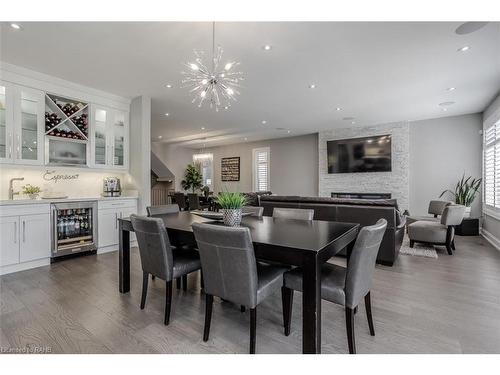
[1,235,499,354]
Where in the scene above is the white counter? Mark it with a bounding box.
[0,196,138,206]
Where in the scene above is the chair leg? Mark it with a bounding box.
[446,243,453,255]
[250,307,257,354]
[345,307,356,354]
[176,277,181,290]
[140,271,148,310]
[451,239,456,250]
[409,240,415,248]
[200,270,204,290]
[182,274,188,291]
[364,292,375,336]
[281,286,293,336]
[203,294,214,341]
[241,305,246,313]
[164,280,173,325]
[151,275,155,280]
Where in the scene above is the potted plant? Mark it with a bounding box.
[181,164,203,193]
[439,175,482,217]
[22,184,42,200]
[217,191,247,226]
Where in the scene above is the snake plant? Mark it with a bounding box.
[439,175,482,207]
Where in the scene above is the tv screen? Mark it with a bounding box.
[327,135,392,173]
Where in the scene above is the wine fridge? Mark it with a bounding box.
[51,201,98,259]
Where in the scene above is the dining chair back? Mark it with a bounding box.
[130,215,173,281]
[187,193,201,211]
[242,206,264,217]
[192,223,258,308]
[147,204,180,217]
[272,207,314,220]
[174,192,187,210]
[345,218,387,309]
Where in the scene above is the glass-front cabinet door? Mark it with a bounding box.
[16,87,44,164]
[112,110,128,168]
[93,106,108,166]
[0,83,12,162]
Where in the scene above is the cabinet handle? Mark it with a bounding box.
[14,221,17,243]
[115,213,118,229]
[8,132,12,159]
[17,134,21,159]
[111,146,115,165]
[22,220,26,243]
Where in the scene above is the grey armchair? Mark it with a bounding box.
[130,215,201,325]
[146,204,179,217]
[272,207,314,220]
[192,222,288,354]
[406,200,453,228]
[242,206,264,217]
[408,205,466,255]
[282,218,388,354]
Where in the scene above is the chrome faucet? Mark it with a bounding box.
[8,177,25,200]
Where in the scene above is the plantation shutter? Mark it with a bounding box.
[484,121,500,208]
[253,147,270,192]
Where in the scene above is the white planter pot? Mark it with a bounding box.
[221,208,242,227]
[464,206,471,218]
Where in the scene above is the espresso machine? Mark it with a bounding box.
[103,177,121,197]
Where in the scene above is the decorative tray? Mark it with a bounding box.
[191,210,252,220]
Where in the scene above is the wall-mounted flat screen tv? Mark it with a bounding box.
[327,135,392,173]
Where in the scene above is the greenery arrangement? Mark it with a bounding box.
[181,164,203,193]
[217,191,247,210]
[439,175,482,207]
[22,184,41,195]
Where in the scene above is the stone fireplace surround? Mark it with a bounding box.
[318,122,410,211]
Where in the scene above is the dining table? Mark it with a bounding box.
[117,211,359,354]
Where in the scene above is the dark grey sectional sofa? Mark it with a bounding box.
[258,195,405,266]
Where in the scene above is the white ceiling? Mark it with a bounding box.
[1,22,499,148]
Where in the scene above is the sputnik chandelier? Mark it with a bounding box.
[181,22,243,111]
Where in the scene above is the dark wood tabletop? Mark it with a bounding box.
[118,211,359,354]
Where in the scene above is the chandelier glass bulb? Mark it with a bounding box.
[181,23,243,112]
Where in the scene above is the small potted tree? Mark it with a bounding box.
[181,164,203,193]
[439,175,482,217]
[217,191,247,226]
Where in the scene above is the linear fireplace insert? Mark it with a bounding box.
[331,192,392,200]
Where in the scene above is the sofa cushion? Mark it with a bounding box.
[260,195,399,208]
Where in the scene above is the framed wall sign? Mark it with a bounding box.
[221,157,240,181]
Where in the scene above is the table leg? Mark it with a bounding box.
[302,254,321,354]
[119,221,130,294]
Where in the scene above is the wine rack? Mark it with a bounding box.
[45,93,89,141]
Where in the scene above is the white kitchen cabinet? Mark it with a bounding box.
[91,105,129,170]
[19,214,51,262]
[97,199,137,251]
[0,216,20,266]
[0,81,44,165]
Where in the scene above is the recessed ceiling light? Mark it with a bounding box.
[158,135,163,139]
[201,127,205,130]
[10,23,21,30]
[224,106,229,110]
[446,87,456,92]
[261,120,267,125]
[164,113,170,116]
[442,108,448,112]
[287,130,291,134]
[351,121,356,125]
[439,101,456,107]
[244,137,248,141]
[457,46,470,52]
[455,22,488,35]
[309,84,316,89]
[262,45,272,51]
[165,84,172,88]
[335,107,342,111]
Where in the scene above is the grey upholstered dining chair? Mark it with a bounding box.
[272,207,314,220]
[192,222,289,354]
[146,204,180,217]
[408,204,466,255]
[242,206,264,217]
[282,218,388,354]
[173,192,187,211]
[130,215,201,325]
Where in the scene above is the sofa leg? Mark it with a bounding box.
[409,240,415,248]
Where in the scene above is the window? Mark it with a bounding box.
[193,153,213,187]
[253,147,270,192]
[484,121,500,209]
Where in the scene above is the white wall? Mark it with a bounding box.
[409,113,483,217]
[129,96,151,214]
[482,93,500,246]
[318,123,410,210]
[155,134,319,196]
